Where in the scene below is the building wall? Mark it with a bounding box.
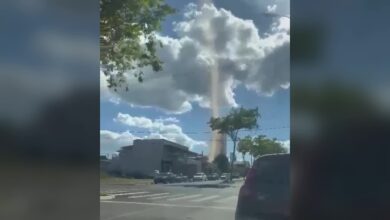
[115,139,202,177]
[119,140,164,177]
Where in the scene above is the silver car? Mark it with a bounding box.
[193,172,207,181]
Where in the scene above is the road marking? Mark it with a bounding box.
[191,195,220,202]
[215,195,237,203]
[101,200,235,211]
[114,191,148,196]
[100,191,148,200]
[100,195,115,200]
[148,193,185,200]
[128,193,169,199]
[167,194,202,201]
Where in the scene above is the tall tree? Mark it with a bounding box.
[238,136,253,162]
[209,107,260,180]
[212,154,230,173]
[100,0,175,89]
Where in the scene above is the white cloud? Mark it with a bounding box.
[245,0,290,17]
[114,113,206,150]
[278,139,290,153]
[267,4,277,13]
[100,130,140,155]
[156,117,180,124]
[100,71,122,105]
[102,3,289,113]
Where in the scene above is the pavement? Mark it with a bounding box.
[100,180,243,220]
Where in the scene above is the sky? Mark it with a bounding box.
[100,0,290,159]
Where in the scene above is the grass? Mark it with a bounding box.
[100,172,153,185]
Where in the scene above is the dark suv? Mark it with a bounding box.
[235,154,290,220]
[153,172,176,184]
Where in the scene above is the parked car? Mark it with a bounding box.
[206,173,219,180]
[220,173,230,181]
[154,172,176,184]
[193,172,207,181]
[176,174,189,182]
[235,153,290,220]
[232,172,241,179]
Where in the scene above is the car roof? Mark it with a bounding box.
[253,153,290,168]
[255,153,289,160]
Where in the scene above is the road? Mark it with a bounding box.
[100,181,242,220]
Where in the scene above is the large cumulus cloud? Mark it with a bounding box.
[113,113,207,150]
[102,3,289,113]
[100,130,140,155]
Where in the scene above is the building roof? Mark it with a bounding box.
[132,139,188,151]
[119,139,201,156]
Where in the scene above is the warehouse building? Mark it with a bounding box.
[110,139,203,178]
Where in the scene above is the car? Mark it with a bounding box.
[232,172,241,179]
[176,174,189,182]
[193,172,207,181]
[153,172,176,184]
[235,153,290,220]
[206,173,219,180]
[153,172,168,184]
[220,173,230,181]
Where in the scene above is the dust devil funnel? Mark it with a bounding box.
[197,0,227,162]
[208,55,227,162]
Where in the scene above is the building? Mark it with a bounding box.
[111,139,202,178]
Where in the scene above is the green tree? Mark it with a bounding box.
[212,154,230,173]
[100,0,175,89]
[209,107,260,180]
[251,135,287,157]
[237,136,253,162]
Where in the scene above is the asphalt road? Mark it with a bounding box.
[100,181,243,220]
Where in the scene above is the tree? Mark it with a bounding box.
[212,154,230,173]
[238,136,253,162]
[203,162,218,175]
[209,107,260,180]
[100,0,175,89]
[251,135,287,157]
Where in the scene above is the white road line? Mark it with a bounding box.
[148,193,185,200]
[215,195,238,203]
[128,193,169,199]
[113,192,148,196]
[100,191,148,200]
[101,200,235,211]
[191,195,220,202]
[100,195,115,200]
[167,194,203,201]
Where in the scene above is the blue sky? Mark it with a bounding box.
[100,0,290,157]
